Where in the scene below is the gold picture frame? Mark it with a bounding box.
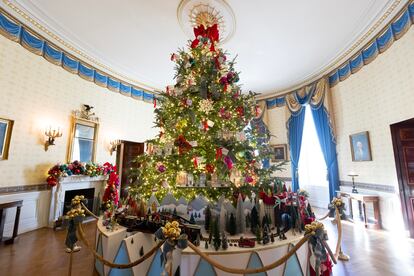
[67,116,99,163]
[0,117,14,160]
[349,131,372,162]
[271,144,288,162]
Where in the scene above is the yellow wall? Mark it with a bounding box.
[267,106,292,179]
[0,35,157,188]
[331,28,414,188]
[327,28,414,231]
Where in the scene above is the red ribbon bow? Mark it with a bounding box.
[191,24,220,51]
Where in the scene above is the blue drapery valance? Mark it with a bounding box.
[0,9,156,104]
[285,79,339,200]
[329,2,414,87]
[266,96,286,109]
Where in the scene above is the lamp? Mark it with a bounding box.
[44,127,62,151]
[348,171,359,193]
[109,140,121,155]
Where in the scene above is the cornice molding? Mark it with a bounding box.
[257,0,407,100]
[1,0,158,92]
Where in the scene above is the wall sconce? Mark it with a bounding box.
[109,140,121,155]
[44,127,62,151]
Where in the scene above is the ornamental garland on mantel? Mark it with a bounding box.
[46,161,116,187]
[128,24,285,202]
[47,161,120,226]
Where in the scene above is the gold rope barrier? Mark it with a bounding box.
[77,222,165,269]
[74,201,339,272]
[187,233,313,274]
[317,211,330,221]
[80,202,99,220]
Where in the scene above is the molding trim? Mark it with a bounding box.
[0,7,157,104]
[259,0,412,101]
[0,184,49,194]
[339,180,396,193]
[1,0,157,92]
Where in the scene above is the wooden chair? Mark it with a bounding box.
[0,200,23,244]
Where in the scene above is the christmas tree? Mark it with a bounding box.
[129,23,283,201]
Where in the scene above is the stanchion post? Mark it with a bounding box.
[335,207,350,261]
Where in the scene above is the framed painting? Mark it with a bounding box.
[350,131,372,161]
[271,144,288,162]
[0,117,14,160]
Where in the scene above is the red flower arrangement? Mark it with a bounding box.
[102,167,120,208]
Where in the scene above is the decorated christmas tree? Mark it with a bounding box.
[129,23,283,201]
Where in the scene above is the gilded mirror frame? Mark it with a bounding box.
[67,116,99,163]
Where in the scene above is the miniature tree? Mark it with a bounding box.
[205,205,211,231]
[208,221,213,243]
[229,213,237,235]
[250,206,259,233]
[262,226,270,245]
[173,208,177,216]
[190,213,196,224]
[262,214,270,228]
[255,227,262,244]
[212,219,221,251]
[270,232,275,243]
[219,203,227,233]
[246,213,251,228]
[236,193,246,234]
[194,233,201,247]
[221,232,228,250]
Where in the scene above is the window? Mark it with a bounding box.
[298,105,329,207]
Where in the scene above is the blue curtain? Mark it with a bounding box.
[287,108,306,192]
[311,106,340,200]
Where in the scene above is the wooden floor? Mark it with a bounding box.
[0,219,413,275]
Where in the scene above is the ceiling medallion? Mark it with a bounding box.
[177,0,236,43]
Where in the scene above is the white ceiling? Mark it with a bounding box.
[4,0,402,94]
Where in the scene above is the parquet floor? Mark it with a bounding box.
[0,219,413,275]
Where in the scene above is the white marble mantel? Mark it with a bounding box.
[48,175,108,227]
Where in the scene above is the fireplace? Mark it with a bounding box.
[63,188,95,216]
[48,175,108,227]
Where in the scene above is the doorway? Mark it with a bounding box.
[116,140,145,198]
[391,118,414,238]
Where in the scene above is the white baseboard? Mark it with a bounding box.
[0,190,51,237]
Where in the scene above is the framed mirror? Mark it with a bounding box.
[67,116,99,163]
